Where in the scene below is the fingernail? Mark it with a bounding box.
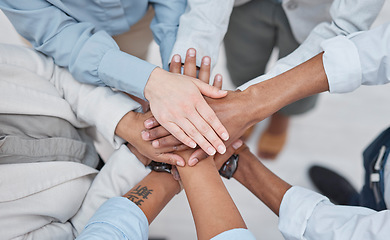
[189,158,198,166]
[221,132,229,141]
[152,140,159,148]
[144,119,153,128]
[188,48,196,57]
[216,74,222,81]
[141,131,150,140]
[173,55,181,63]
[217,145,226,154]
[232,140,243,150]
[203,57,210,65]
[189,141,197,148]
[218,90,227,94]
[207,147,216,155]
[173,170,180,180]
[177,161,185,167]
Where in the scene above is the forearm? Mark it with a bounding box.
[244,53,329,124]
[123,171,180,224]
[232,147,291,216]
[177,150,246,240]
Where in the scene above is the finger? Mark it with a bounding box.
[192,78,227,98]
[170,54,182,74]
[164,122,198,149]
[141,126,170,141]
[183,48,197,78]
[156,153,186,167]
[179,118,217,156]
[213,74,223,90]
[198,56,211,84]
[127,144,152,166]
[151,135,182,148]
[188,149,209,167]
[188,109,226,155]
[144,117,160,129]
[195,100,229,142]
[214,139,243,169]
[171,166,181,181]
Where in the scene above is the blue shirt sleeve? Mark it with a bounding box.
[211,228,257,240]
[76,197,149,240]
[149,0,187,70]
[0,0,157,100]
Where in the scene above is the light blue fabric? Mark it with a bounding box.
[0,0,186,100]
[76,197,149,240]
[211,228,257,240]
[76,197,256,239]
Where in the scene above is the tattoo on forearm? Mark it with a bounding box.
[126,185,153,206]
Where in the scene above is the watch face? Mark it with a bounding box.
[148,161,172,174]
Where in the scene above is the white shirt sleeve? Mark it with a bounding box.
[279,186,390,240]
[322,22,390,93]
[238,0,384,91]
[50,64,142,148]
[170,0,235,70]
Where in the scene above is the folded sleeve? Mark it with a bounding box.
[279,186,390,240]
[322,22,390,93]
[76,197,149,240]
[0,0,156,100]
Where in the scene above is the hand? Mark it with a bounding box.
[143,50,224,166]
[116,111,188,166]
[144,48,229,156]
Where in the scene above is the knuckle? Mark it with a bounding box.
[189,128,199,138]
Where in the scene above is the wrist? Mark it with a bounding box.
[115,111,139,144]
[144,67,165,101]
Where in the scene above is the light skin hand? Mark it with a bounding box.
[115,110,187,166]
[144,48,229,156]
[143,51,225,166]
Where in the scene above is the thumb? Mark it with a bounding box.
[192,79,227,98]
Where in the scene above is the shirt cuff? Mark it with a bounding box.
[82,197,148,239]
[211,228,256,240]
[98,49,157,100]
[278,186,328,240]
[321,36,362,93]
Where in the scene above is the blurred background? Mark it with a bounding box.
[1,2,390,239]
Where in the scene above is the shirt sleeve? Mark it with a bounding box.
[149,0,187,70]
[211,228,256,240]
[76,197,149,240]
[279,186,390,240]
[0,0,157,100]
[169,0,235,70]
[237,0,385,91]
[322,22,390,93]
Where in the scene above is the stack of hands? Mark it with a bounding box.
[115,48,254,171]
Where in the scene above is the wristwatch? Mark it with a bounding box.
[148,161,172,174]
[219,154,239,179]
